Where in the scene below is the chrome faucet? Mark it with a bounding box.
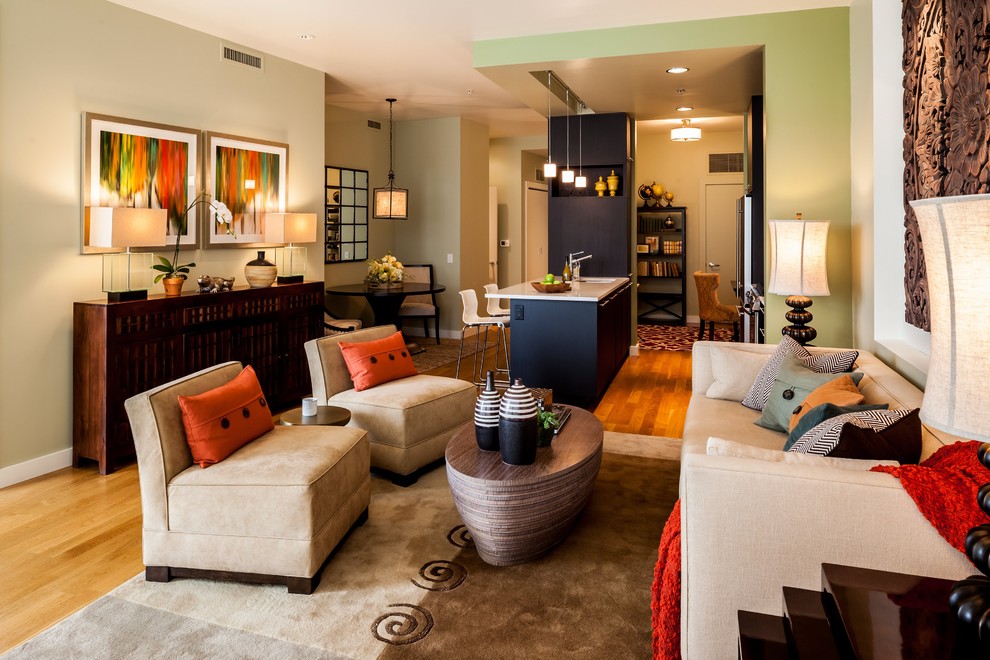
[568,252,593,280]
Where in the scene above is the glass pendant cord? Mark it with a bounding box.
[565,90,570,172]
[577,102,586,187]
[547,71,552,171]
[386,99,397,187]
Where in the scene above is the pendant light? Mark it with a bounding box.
[671,118,702,142]
[561,90,575,183]
[373,98,409,219]
[575,102,587,188]
[543,71,556,178]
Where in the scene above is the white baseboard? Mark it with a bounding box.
[0,448,72,488]
[629,343,640,357]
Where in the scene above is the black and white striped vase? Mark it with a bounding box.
[498,378,538,465]
[474,370,500,451]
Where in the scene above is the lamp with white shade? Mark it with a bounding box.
[671,118,701,142]
[910,194,990,644]
[767,215,830,344]
[265,212,317,284]
[88,206,167,302]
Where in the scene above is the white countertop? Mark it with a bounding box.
[487,277,630,302]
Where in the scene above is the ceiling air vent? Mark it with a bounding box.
[367,119,382,131]
[221,43,264,71]
[709,153,744,173]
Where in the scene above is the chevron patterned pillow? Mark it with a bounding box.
[787,408,921,464]
[741,336,859,411]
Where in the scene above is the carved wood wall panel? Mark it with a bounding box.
[903,0,990,330]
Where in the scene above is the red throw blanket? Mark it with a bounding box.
[651,499,681,660]
[870,440,990,556]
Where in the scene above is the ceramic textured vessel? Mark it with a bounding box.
[162,277,184,297]
[594,176,607,197]
[244,250,277,288]
[607,170,620,196]
[498,378,538,466]
[474,370,500,451]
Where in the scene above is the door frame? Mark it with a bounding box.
[696,174,745,317]
[522,180,548,283]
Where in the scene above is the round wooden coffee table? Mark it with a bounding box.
[445,405,603,566]
[278,405,351,427]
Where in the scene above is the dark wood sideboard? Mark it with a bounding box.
[73,281,324,474]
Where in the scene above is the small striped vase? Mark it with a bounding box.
[474,370,501,451]
[498,378,538,465]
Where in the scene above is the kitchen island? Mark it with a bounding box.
[487,277,631,406]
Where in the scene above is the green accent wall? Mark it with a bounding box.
[476,8,853,347]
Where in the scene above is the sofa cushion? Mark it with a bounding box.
[788,408,921,463]
[338,330,417,392]
[166,425,370,539]
[330,374,476,450]
[705,346,769,401]
[706,436,898,469]
[784,402,890,451]
[742,336,858,411]
[756,355,865,433]
[177,365,274,468]
[789,375,865,431]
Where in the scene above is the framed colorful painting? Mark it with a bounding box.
[205,132,288,247]
[82,113,201,254]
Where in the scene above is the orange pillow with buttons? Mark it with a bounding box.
[338,331,417,391]
[177,365,274,467]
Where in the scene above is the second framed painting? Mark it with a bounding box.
[205,132,288,247]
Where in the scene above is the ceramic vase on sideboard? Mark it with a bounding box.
[244,251,277,288]
[474,370,500,451]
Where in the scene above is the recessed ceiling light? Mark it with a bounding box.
[299,34,316,40]
[677,106,693,112]
[666,66,689,74]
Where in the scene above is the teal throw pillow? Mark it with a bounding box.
[755,354,865,433]
[783,402,890,451]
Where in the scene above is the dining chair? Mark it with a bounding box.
[324,307,363,336]
[397,264,440,343]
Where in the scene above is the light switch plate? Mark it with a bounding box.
[499,239,510,247]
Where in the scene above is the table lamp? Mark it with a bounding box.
[910,194,990,645]
[767,215,830,344]
[88,206,167,302]
[265,212,317,284]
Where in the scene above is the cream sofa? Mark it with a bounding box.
[679,341,974,659]
[125,362,371,595]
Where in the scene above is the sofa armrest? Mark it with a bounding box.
[679,452,973,660]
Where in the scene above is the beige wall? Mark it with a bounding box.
[489,136,546,286]
[0,0,325,477]
[635,129,746,318]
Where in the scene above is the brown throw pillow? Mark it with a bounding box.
[789,375,865,432]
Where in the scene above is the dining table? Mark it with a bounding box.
[325,282,446,354]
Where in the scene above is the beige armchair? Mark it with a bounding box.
[124,362,371,594]
[305,325,476,486]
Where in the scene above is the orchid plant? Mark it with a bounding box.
[153,191,235,282]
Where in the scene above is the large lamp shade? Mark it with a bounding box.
[265,212,318,284]
[88,207,167,301]
[910,195,990,440]
[767,218,829,344]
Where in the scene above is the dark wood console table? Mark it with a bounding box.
[73,281,324,474]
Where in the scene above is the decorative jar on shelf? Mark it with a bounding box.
[244,251,277,288]
[474,370,500,451]
[594,176,607,197]
[498,378,538,465]
[607,170,620,196]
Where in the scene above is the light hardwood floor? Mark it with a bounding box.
[0,340,691,652]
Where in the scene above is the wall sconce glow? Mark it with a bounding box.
[666,66,689,74]
[671,119,702,142]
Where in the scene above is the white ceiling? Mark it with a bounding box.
[109,0,849,138]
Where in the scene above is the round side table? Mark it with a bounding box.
[278,405,351,427]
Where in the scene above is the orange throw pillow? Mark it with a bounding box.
[788,374,864,432]
[177,365,274,468]
[339,331,417,391]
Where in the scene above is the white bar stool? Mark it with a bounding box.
[456,289,510,387]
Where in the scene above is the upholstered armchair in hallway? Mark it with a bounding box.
[693,271,740,341]
[124,362,371,594]
[305,324,476,485]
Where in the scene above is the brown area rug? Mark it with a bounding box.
[5,437,679,659]
[638,323,734,351]
[410,336,479,373]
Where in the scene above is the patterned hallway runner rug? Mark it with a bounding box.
[637,323,734,351]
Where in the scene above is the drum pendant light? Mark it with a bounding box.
[373,98,409,219]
